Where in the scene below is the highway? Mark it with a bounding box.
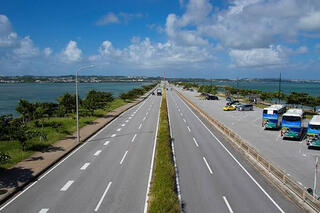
[0,94,161,213]
[166,88,302,213]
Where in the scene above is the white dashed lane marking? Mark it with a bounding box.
[120,151,128,165]
[94,150,102,156]
[60,180,74,191]
[80,163,90,170]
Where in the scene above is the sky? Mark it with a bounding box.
[0,0,320,79]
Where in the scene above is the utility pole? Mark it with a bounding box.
[314,156,319,199]
[278,72,282,104]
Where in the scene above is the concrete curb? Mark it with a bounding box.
[174,87,318,213]
[0,88,155,206]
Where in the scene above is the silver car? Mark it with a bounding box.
[238,104,253,111]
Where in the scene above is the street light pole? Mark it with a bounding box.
[75,65,95,143]
[314,156,319,199]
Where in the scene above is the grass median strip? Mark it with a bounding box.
[148,89,180,213]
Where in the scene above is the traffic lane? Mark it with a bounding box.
[0,95,155,213]
[167,91,228,213]
[100,96,161,212]
[51,95,161,213]
[170,90,302,213]
[175,87,316,191]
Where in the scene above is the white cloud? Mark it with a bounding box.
[0,15,18,47]
[96,12,120,26]
[43,47,52,56]
[166,0,320,50]
[165,13,208,46]
[96,12,143,26]
[298,11,320,32]
[61,40,82,62]
[89,38,214,69]
[13,36,39,58]
[229,45,287,67]
[295,46,308,54]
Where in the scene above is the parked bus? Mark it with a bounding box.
[306,115,320,148]
[281,109,304,139]
[262,105,286,129]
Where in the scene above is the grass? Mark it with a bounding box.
[0,98,127,169]
[148,90,180,213]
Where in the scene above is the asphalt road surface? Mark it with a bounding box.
[166,88,303,213]
[175,86,319,194]
[0,94,161,213]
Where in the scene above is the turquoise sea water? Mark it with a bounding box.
[197,81,320,97]
[0,82,150,116]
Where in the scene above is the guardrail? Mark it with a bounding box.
[174,88,320,212]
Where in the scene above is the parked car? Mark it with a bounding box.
[223,105,236,111]
[237,104,253,111]
[227,100,239,106]
[226,96,232,102]
[206,95,219,100]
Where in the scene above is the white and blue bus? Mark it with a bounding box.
[281,109,304,139]
[307,115,320,148]
[262,105,286,129]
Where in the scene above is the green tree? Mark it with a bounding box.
[83,90,114,115]
[0,114,13,140]
[286,92,309,107]
[259,92,273,102]
[11,120,37,151]
[57,93,77,115]
[16,99,34,123]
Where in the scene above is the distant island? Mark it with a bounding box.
[0,76,320,84]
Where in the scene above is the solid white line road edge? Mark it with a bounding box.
[143,96,161,213]
[223,196,234,213]
[175,90,285,213]
[94,181,112,212]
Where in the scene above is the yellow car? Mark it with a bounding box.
[223,105,236,111]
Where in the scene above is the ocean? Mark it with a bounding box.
[196,80,320,97]
[0,82,150,116]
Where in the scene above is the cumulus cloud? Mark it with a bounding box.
[61,41,82,62]
[96,12,120,26]
[13,36,39,58]
[43,47,52,56]
[295,46,308,54]
[89,37,214,69]
[298,11,320,32]
[165,13,208,46]
[229,45,288,67]
[165,0,320,50]
[96,12,143,26]
[0,15,18,47]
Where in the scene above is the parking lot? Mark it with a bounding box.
[175,86,320,194]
